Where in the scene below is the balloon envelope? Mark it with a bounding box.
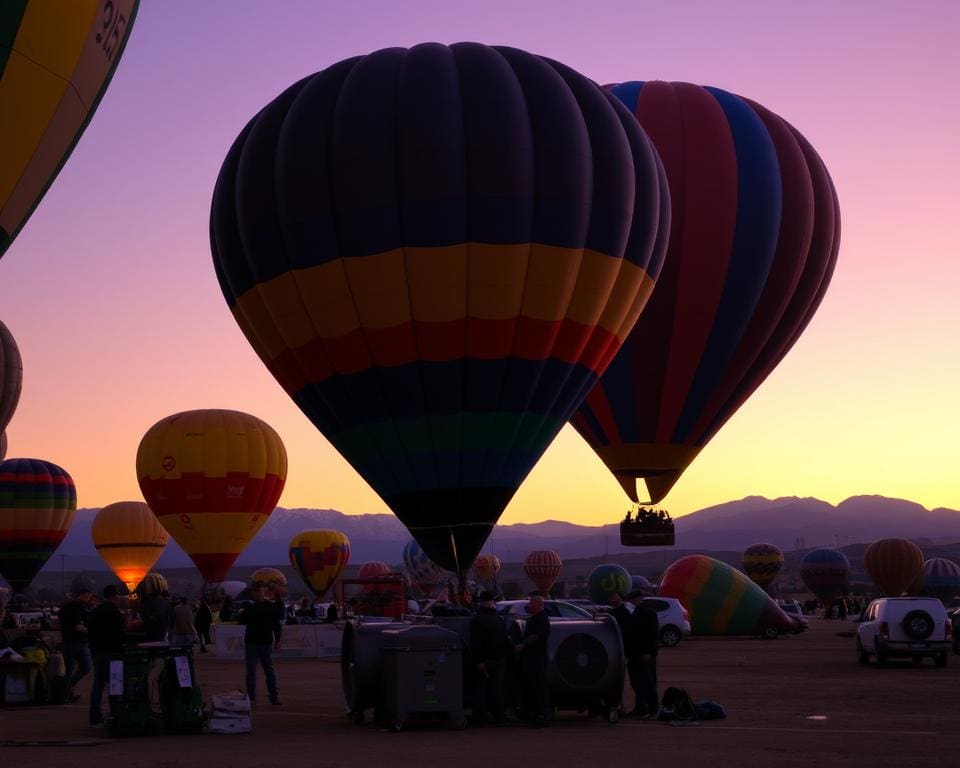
[92,501,168,591]
[136,409,287,583]
[209,43,670,573]
[800,548,849,601]
[402,539,445,595]
[250,567,287,593]
[0,458,76,592]
[524,550,563,594]
[137,570,167,596]
[0,432,6,461]
[289,529,350,599]
[0,0,139,259]
[0,320,22,438]
[917,558,960,603]
[473,553,502,582]
[660,555,796,636]
[864,538,923,597]
[742,543,784,588]
[573,81,840,504]
[587,563,630,604]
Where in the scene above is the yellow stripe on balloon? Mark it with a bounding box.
[712,574,747,634]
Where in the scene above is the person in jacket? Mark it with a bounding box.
[238,584,282,705]
[196,599,213,652]
[87,585,125,727]
[470,590,509,726]
[626,590,660,718]
[515,592,551,727]
[139,591,171,642]
[60,587,93,702]
[170,597,197,646]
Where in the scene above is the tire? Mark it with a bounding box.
[608,708,620,725]
[875,639,888,668]
[660,626,682,647]
[857,640,869,666]
[935,652,948,668]
[901,610,935,640]
[762,625,779,640]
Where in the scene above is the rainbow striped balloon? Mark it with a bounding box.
[0,458,77,592]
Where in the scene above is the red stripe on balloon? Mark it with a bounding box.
[138,472,284,517]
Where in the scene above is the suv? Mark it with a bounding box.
[856,598,952,667]
[637,598,691,647]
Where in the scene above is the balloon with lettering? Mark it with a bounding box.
[916,558,960,603]
[864,538,923,597]
[573,81,840,504]
[587,562,630,604]
[91,501,168,592]
[0,458,76,592]
[742,543,784,589]
[136,409,288,583]
[800,548,849,602]
[524,549,563,594]
[0,321,22,441]
[289,529,350,599]
[659,555,798,636]
[402,539,445,596]
[473,553,502,583]
[210,43,671,574]
[0,0,139,259]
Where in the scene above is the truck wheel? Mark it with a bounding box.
[762,625,779,640]
[857,640,869,666]
[935,652,948,668]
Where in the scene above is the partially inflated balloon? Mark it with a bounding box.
[864,538,923,597]
[588,563,630,604]
[210,43,670,573]
[0,458,76,592]
[573,81,840,504]
[289,530,350,599]
[0,321,22,438]
[742,543,784,589]
[800,548,849,602]
[524,550,562,594]
[916,558,960,603]
[136,409,287,583]
[402,539,445,596]
[660,555,797,636]
[473,553,502,582]
[0,0,139,258]
[92,501,168,591]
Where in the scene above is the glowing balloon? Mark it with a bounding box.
[289,529,350,599]
[587,563,630,604]
[660,555,798,636]
[137,570,167,596]
[800,548,849,602]
[524,550,562,594]
[0,0,139,259]
[0,321,22,440]
[402,539,445,596]
[473,553,502,582]
[916,558,960,603]
[864,538,923,597]
[136,409,287,583]
[91,501,168,591]
[210,43,671,573]
[573,81,840,504]
[742,543,784,589]
[0,458,76,592]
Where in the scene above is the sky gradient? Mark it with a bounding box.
[1,1,958,525]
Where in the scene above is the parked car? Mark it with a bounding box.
[564,599,607,615]
[856,597,952,667]
[636,598,692,647]
[496,600,594,620]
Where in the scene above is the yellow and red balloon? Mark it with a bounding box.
[289,529,350,599]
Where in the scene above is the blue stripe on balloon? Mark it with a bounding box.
[609,81,644,113]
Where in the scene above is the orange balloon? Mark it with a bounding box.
[92,501,167,591]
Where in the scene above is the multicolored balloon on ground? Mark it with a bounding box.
[864,538,923,596]
[587,563,630,604]
[136,409,287,583]
[573,81,840,504]
[660,555,799,636]
[524,550,563,594]
[402,539,445,596]
[800,548,849,602]
[473,553,502,583]
[289,529,350,599]
[0,0,139,259]
[916,558,960,603]
[210,43,671,573]
[1,321,22,439]
[91,501,168,592]
[250,567,287,594]
[0,458,76,592]
[742,543,785,589]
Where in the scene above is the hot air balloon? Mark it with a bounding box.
[358,561,391,581]
[916,558,960,604]
[587,563,630,604]
[800,548,849,603]
[0,1,139,259]
[742,543,784,589]
[660,555,801,637]
[402,539,446,596]
[473,553,502,583]
[0,458,76,592]
[1,321,23,441]
[136,409,287,583]
[91,501,168,592]
[864,538,924,597]
[573,81,840,506]
[209,43,671,575]
[289,529,350,599]
[250,567,287,596]
[524,550,562,594]
[137,570,167,596]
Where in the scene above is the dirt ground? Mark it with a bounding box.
[2,619,958,768]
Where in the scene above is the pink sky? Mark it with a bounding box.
[1,1,958,524]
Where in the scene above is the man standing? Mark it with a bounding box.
[196,598,213,652]
[608,590,632,712]
[238,584,282,706]
[515,592,551,727]
[87,585,125,727]
[626,590,659,719]
[170,597,197,646]
[469,590,509,726]
[60,587,93,702]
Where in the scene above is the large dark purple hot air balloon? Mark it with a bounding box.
[572,81,840,505]
[0,321,22,441]
[800,548,849,603]
[210,44,670,573]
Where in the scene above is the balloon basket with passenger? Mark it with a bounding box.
[620,506,676,547]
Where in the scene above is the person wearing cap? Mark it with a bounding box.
[60,587,93,702]
[515,592,551,727]
[626,589,660,718]
[470,590,509,726]
[87,585,125,727]
[238,583,283,705]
